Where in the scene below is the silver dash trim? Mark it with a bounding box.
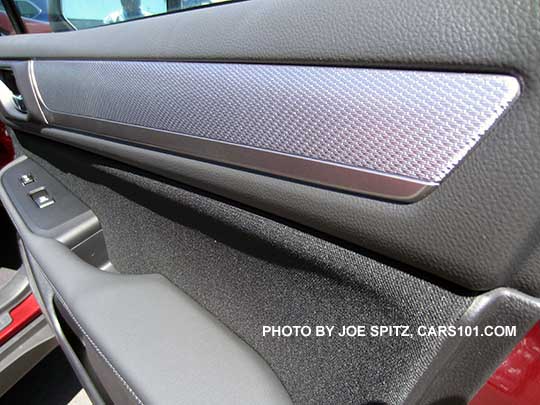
[33,61,520,183]
[45,112,435,202]
[31,61,521,201]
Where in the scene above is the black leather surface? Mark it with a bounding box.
[0,0,534,68]
[30,240,292,405]
[1,0,540,294]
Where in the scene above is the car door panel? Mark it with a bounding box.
[0,141,476,405]
[3,130,539,404]
[0,0,538,294]
[0,0,539,404]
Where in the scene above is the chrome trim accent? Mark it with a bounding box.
[45,112,435,202]
[27,61,48,124]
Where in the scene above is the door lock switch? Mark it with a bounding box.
[19,173,35,186]
[29,188,55,208]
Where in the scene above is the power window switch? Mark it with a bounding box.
[19,174,35,186]
[30,188,55,209]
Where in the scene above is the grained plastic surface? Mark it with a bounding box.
[34,61,519,182]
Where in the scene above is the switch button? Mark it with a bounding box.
[30,188,55,209]
[19,174,35,186]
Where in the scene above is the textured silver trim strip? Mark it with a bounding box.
[32,61,519,200]
[43,113,436,202]
[33,61,520,182]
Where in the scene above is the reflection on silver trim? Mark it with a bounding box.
[28,61,48,124]
[43,113,436,202]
